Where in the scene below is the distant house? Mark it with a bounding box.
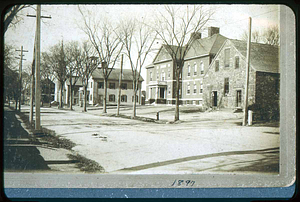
[203,39,279,119]
[54,69,144,106]
[146,27,227,105]
[83,68,144,105]
[41,78,55,103]
[54,77,83,106]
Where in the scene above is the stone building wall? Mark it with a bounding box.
[203,40,256,109]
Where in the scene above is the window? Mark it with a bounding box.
[121,95,127,102]
[224,78,229,96]
[235,56,240,68]
[215,60,219,72]
[193,84,197,94]
[200,81,203,94]
[109,82,115,89]
[98,82,104,89]
[121,83,127,90]
[187,83,190,94]
[150,72,152,81]
[161,71,165,81]
[200,62,204,74]
[224,48,230,67]
[109,94,115,102]
[168,69,171,78]
[157,71,159,80]
[168,85,171,95]
[187,65,191,77]
[194,63,197,75]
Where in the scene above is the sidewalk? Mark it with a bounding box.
[3,106,81,173]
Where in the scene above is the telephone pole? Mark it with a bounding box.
[27,5,51,132]
[16,46,28,112]
[243,17,252,126]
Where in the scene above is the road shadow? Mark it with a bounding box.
[119,147,279,173]
[3,107,50,171]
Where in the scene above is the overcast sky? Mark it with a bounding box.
[5,4,279,90]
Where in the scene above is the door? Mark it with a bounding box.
[160,87,165,99]
[236,90,242,107]
[212,91,218,107]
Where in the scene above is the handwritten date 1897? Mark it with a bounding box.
[171,180,195,187]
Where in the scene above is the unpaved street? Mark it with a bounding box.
[22,105,279,174]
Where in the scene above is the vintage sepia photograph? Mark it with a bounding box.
[3,3,296,195]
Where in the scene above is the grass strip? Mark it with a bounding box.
[67,153,105,173]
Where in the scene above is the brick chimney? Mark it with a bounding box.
[207,27,220,37]
[190,32,202,40]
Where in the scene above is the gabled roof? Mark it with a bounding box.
[91,68,144,82]
[230,39,279,73]
[185,34,228,58]
[145,63,155,69]
[152,45,173,64]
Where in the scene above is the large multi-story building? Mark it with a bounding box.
[146,26,280,119]
[146,27,227,105]
[203,39,279,119]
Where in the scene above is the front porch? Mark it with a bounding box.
[148,83,167,105]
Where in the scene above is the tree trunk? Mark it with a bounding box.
[60,83,63,108]
[69,76,73,110]
[48,82,51,107]
[175,68,181,121]
[30,74,34,124]
[15,94,18,110]
[103,78,107,113]
[117,81,122,116]
[83,85,87,112]
[132,80,137,118]
[117,54,123,116]
[133,90,137,118]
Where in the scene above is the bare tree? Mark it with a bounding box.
[21,65,33,105]
[263,25,279,46]
[153,5,213,121]
[47,40,69,108]
[118,18,157,117]
[240,29,261,43]
[65,41,81,110]
[240,25,279,45]
[4,5,31,33]
[3,44,19,107]
[77,41,99,112]
[41,52,56,106]
[78,6,123,113]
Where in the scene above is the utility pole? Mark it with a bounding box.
[30,51,35,125]
[27,5,51,132]
[15,46,28,112]
[243,17,252,126]
[117,54,123,116]
[35,5,41,131]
